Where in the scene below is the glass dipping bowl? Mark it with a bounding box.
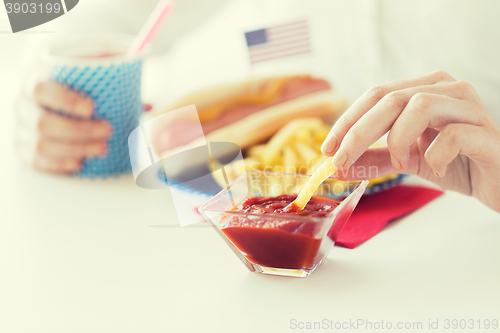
[199,171,368,277]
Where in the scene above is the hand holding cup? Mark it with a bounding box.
[16,80,111,174]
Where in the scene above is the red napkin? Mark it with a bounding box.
[332,185,444,249]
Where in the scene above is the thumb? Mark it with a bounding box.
[332,146,399,181]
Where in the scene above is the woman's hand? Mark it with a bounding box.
[321,71,500,212]
[16,80,111,174]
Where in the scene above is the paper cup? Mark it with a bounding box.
[43,35,149,177]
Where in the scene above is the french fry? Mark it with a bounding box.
[262,118,323,165]
[294,126,313,144]
[290,156,336,210]
[307,154,328,174]
[283,145,299,170]
[244,157,261,171]
[294,142,318,161]
[323,178,349,196]
[310,141,323,153]
[314,126,330,142]
[248,144,266,160]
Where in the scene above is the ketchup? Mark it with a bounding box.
[221,194,339,269]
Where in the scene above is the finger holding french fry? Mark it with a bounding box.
[212,117,398,196]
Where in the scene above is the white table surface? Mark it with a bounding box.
[2,37,500,333]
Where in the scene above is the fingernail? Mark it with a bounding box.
[63,159,80,170]
[94,122,112,137]
[321,135,337,155]
[87,143,107,157]
[75,97,94,118]
[99,143,108,157]
[391,156,402,171]
[332,147,347,168]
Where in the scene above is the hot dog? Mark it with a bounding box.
[150,75,347,158]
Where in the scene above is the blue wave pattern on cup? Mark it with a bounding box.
[50,60,143,177]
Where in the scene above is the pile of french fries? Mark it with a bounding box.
[214,117,398,195]
[246,118,330,175]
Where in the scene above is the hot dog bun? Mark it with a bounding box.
[204,89,346,150]
[151,75,347,158]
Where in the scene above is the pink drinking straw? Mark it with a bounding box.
[126,0,175,57]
